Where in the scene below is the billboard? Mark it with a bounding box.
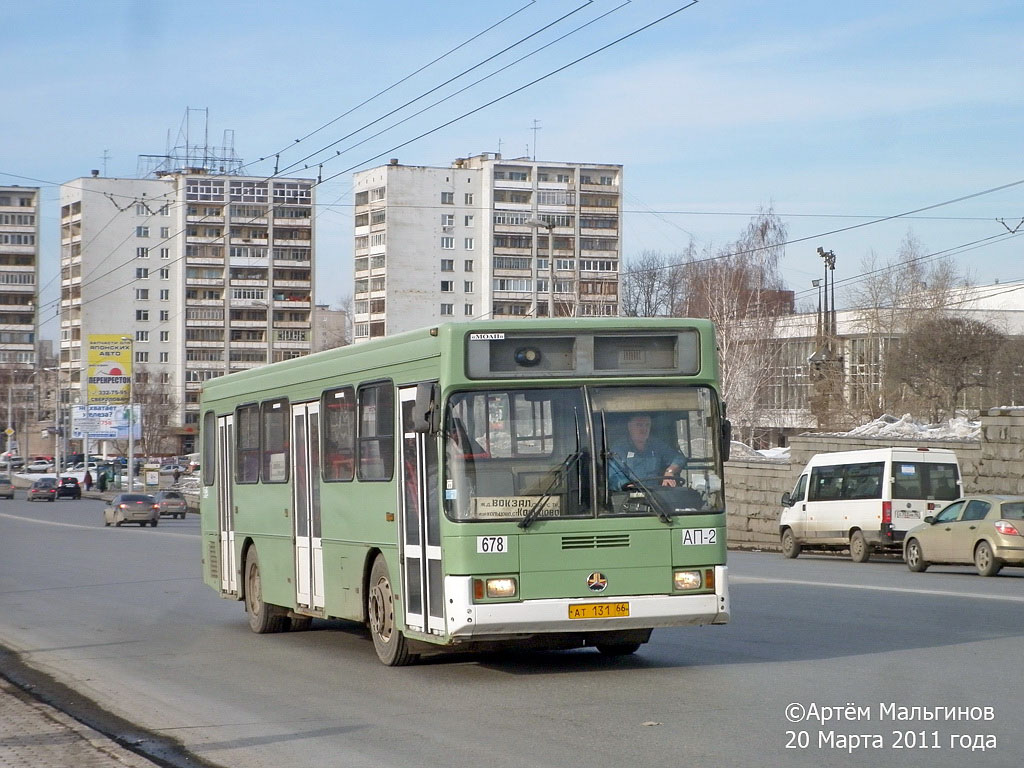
[87,335,132,404]
[71,404,141,440]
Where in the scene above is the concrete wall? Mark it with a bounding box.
[723,409,1024,550]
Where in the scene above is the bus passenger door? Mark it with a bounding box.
[399,386,444,635]
[216,415,237,595]
[292,401,324,612]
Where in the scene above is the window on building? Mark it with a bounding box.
[440,303,454,316]
[441,259,454,272]
[464,259,473,272]
[464,281,473,292]
[136,203,147,215]
[136,247,149,258]
[159,352,169,363]
[441,192,454,205]
[159,310,170,321]
[464,215,474,226]
[159,289,170,300]
[464,193,474,205]
[135,351,149,363]
[464,304,473,316]
[160,227,170,238]
[136,226,149,237]
[441,236,454,250]
[464,238,474,250]
[135,289,149,300]
[159,268,170,279]
[135,310,149,321]
[136,268,149,279]
[136,331,149,342]
[160,331,169,342]
[160,248,170,259]
[441,280,454,292]
[441,214,454,227]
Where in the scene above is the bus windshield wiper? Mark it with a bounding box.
[605,450,673,525]
[518,450,585,530]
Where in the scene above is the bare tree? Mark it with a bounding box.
[620,248,692,318]
[109,368,180,458]
[888,316,1005,422]
[684,208,790,444]
[846,232,970,418]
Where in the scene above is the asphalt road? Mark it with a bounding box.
[0,496,1021,768]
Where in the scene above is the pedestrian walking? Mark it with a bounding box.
[173,468,181,484]
[97,472,107,492]
[84,470,93,491]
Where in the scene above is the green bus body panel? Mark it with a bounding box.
[199,319,727,640]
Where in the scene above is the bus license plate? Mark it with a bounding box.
[568,602,630,620]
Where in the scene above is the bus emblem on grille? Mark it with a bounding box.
[587,572,608,592]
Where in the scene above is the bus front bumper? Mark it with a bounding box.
[444,566,730,639]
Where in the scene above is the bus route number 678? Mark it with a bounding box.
[477,536,508,554]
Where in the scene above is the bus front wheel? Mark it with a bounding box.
[367,555,417,666]
[244,548,289,634]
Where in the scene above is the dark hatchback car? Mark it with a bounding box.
[153,490,188,519]
[27,478,58,502]
[56,476,81,500]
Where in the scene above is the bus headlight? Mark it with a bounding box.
[673,570,702,590]
[486,577,517,598]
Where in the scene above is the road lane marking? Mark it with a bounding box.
[732,575,1024,603]
[0,512,196,539]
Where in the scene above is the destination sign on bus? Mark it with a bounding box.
[472,496,561,519]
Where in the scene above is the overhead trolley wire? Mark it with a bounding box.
[241,1,540,174]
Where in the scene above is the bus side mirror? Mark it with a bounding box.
[720,418,732,463]
[413,382,440,434]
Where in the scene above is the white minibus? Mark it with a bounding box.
[779,447,962,562]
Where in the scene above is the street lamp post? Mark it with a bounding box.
[121,336,135,491]
[526,217,556,317]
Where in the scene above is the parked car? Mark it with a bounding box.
[0,478,15,499]
[56,476,81,500]
[25,460,54,473]
[103,494,160,527]
[159,463,188,476]
[27,478,58,502]
[153,490,188,518]
[904,495,1024,576]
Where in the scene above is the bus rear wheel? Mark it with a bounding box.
[367,555,417,666]
[244,548,289,634]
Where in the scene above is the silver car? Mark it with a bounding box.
[104,493,160,527]
[904,495,1024,576]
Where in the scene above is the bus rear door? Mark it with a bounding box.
[216,415,238,595]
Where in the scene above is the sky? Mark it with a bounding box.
[3,0,1023,340]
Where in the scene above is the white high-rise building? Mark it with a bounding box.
[60,171,315,453]
[352,154,622,341]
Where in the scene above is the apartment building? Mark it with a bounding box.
[0,186,41,455]
[59,171,315,453]
[352,154,622,341]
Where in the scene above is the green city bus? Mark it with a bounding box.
[200,318,732,665]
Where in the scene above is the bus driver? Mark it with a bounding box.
[608,413,686,490]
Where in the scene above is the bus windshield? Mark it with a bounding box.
[443,385,724,522]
